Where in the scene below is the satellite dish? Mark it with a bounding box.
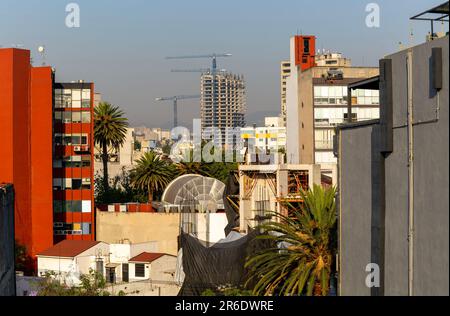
[37,45,46,66]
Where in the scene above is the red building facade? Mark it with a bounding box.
[0,48,95,262]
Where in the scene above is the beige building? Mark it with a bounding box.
[285,36,379,178]
[280,60,290,126]
[96,210,229,255]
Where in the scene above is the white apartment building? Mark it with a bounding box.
[241,117,286,154]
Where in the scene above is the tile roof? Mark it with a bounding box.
[128,252,169,263]
[37,240,101,258]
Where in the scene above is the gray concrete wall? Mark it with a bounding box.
[338,36,449,296]
[338,123,383,296]
[383,36,449,296]
[0,184,15,296]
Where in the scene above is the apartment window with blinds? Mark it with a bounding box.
[135,264,145,277]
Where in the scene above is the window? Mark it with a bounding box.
[135,264,145,277]
[72,112,82,123]
[81,112,91,123]
[82,200,91,213]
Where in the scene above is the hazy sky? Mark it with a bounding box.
[1,0,444,128]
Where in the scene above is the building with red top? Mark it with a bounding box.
[0,48,95,264]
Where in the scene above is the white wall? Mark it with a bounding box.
[286,37,300,163]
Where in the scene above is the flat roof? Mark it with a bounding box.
[410,2,449,21]
[335,119,380,131]
[348,76,380,90]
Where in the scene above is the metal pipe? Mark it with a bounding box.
[406,49,414,296]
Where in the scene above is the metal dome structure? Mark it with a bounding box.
[161,174,226,213]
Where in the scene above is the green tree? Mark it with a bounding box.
[37,270,110,296]
[94,102,129,192]
[15,240,35,276]
[130,151,175,203]
[245,185,337,296]
[175,161,210,177]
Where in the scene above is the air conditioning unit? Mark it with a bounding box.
[54,222,63,228]
[74,146,82,152]
[72,230,83,235]
[82,178,91,183]
[82,146,90,152]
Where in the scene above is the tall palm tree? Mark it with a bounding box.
[175,162,209,177]
[94,102,129,192]
[130,151,175,203]
[245,184,337,296]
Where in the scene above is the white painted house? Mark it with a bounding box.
[37,240,160,286]
[128,253,177,283]
[36,240,109,286]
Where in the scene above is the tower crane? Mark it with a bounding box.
[155,95,200,129]
[166,53,232,127]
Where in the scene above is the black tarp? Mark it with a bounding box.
[0,184,15,296]
[178,230,271,296]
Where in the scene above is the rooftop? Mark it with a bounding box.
[128,252,170,263]
[37,240,101,258]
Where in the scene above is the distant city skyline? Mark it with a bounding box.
[1,0,442,128]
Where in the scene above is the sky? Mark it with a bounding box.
[0,0,445,129]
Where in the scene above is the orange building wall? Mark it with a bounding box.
[0,49,53,260]
[0,49,33,253]
[294,35,316,71]
[30,67,54,256]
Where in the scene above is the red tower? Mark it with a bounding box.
[294,35,316,71]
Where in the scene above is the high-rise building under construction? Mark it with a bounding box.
[200,71,246,145]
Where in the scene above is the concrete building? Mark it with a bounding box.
[0,184,15,296]
[280,60,291,126]
[336,33,448,295]
[201,72,246,146]
[285,36,379,177]
[241,117,287,154]
[96,209,228,255]
[238,164,323,233]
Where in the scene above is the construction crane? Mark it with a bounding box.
[166,53,232,127]
[155,95,200,129]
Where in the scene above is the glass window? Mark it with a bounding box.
[82,90,91,100]
[53,160,62,168]
[53,200,63,213]
[81,100,90,108]
[82,223,91,234]
[82,201,91,213]
[72,100,81,108]
[135,264,145,277]
[72,112,82,123]
[72,179,82,190]
[54,112,62,122]
[82,156,91,167]
[72,89,82,101]
[63,95,72,108]
[82,178,91,190]
[64,178,72,189]
[81,112,91,123]
[321,86,329,97]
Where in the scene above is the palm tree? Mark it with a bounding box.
[245,184,337,296]
[175,162,209,177]
[94,102,129,192]
[130,151,175,203]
